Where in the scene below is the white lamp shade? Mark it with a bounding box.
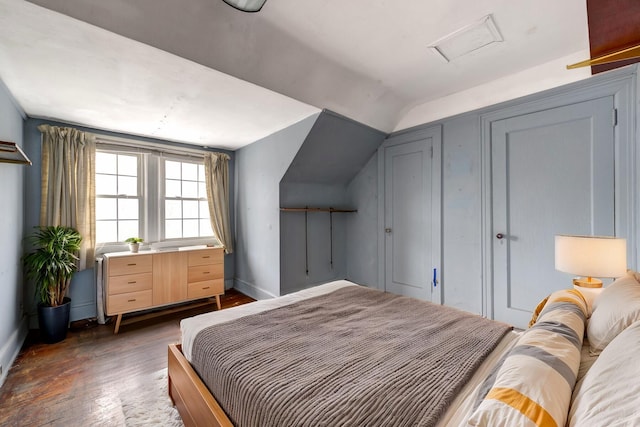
[555,235,627,278]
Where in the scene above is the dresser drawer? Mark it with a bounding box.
[108,272,153,295]
[188,248,223,267]
[108,255,153,276]
[188,263,224,283]
[187,279,224,299]
[107,290,153,314]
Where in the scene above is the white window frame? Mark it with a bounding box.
[160,155,213,241]
[94,137,219,254]
[95,149,145,247]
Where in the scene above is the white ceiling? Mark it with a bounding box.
[0,0,592,150]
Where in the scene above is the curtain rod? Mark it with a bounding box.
[280,207,357,213]
[95,135,216,158]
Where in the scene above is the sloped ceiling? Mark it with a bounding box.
[282,110,386,185]
[0,0,592,149]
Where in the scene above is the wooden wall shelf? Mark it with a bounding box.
[0,140,31,165]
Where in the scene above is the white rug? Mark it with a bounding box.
[120,368,184,427]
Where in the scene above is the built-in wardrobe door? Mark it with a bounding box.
[380,126,442,303]
[491,96,615,328]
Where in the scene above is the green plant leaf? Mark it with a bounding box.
[23,226,82,306]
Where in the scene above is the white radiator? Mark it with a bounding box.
[95,256,106,324]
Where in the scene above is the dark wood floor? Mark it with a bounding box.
[0,289,255,427]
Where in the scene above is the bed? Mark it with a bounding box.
[168,275,640,426]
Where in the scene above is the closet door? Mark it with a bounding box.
[383,126,441,302]
[491,96,615,328]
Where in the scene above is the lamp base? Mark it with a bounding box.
[572,277,603,288]
[572,278,604,315]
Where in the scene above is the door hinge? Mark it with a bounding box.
[430,145,433,158]
[612,108,618,127]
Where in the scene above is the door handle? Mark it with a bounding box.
[496,233,505,240]
[385,228,392,234]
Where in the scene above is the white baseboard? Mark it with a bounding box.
[0,316,28,388]
[233,278,277,300]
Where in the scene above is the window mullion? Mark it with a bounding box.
[147,153,160,243]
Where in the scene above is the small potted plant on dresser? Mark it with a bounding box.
[23,225,82,344]
[125,237,143,253]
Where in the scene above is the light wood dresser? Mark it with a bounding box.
[103,247,224,333]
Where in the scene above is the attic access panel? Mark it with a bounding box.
[428,15,503,62]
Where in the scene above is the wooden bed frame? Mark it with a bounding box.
[167,343,233,427]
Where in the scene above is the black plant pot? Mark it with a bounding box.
[37,297,71,344]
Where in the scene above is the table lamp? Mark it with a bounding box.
[555,234,627,309]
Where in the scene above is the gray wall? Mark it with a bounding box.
[234,114,320,299]
[0,80,27,387]
[278,110,386,295]
[345,153,379,288]
[22,118,236,323]
[347,113,482,313]
[342,65,639,316]
[280,182,350,294]
[440,115,483,313]
[342,114,485,313]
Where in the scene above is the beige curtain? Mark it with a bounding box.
[204,152,233,254]
[38,124,96,270]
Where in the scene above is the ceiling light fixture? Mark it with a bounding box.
[222,0,267,12]
[428,15,503,62]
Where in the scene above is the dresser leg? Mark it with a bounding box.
[215,295,221,311]
[114,313,123,334]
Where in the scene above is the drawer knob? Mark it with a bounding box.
[203,271,210,274]
[127,263,137,266]
[202,256,210,259]
[128,281,137,284]
[202,286,210,290]
[128,299,136,302]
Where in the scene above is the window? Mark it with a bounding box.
[95,145,216,247]
[95,152,141,243]
[163,159,213,239]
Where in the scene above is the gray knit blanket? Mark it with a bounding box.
[191,285,511,427]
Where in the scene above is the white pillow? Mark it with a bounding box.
[568,320,640,426]
[587,271,640,353]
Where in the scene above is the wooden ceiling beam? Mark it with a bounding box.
[578,0,640,74]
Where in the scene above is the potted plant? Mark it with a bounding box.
[125,237,143,253]
[23,225,82,344]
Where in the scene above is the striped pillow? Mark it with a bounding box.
[528,294,550,327]
[467,289,587,427]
